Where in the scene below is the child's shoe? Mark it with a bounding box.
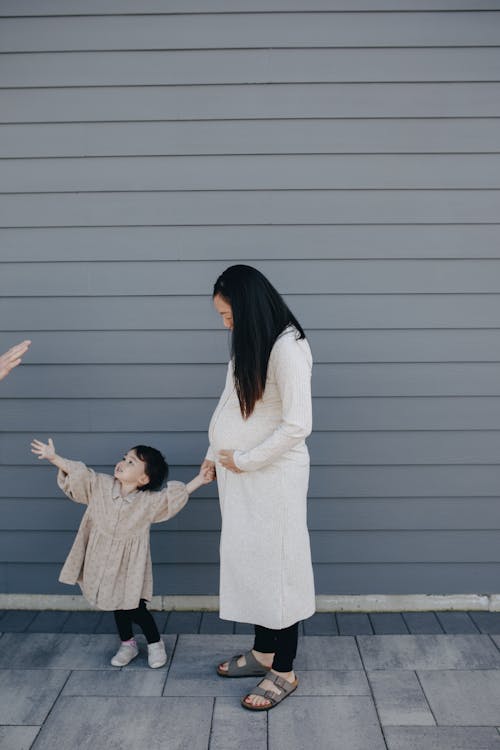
[111,639,139,667]
[147,639,167,668]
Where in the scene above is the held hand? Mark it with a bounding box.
[218,450,243,474]
[31,437,56,462]
[200,462,216,485]
[0,340,31,382]
[201,459,216,482]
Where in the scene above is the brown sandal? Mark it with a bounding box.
[216,649,268,678]
[241,670,298,711]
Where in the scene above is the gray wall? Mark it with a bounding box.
[1,0,500,599]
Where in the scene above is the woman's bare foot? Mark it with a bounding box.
[218,648,273,674]
[242,669,296,708]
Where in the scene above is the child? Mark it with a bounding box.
[31,437,214,668]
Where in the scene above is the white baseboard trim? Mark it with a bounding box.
[1,593,499,612]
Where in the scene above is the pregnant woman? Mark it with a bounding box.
[201,264,315,711]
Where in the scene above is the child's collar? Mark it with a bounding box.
[112,479,140,502]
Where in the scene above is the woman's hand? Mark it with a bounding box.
[0,340,31,381]
[31,437,56,462]
[218,450,243,474]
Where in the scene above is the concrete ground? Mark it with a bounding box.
[2,610,500,749]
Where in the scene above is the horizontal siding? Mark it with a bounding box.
[3,84,500,123]
[2,50,500,88]
[1,226,500,262]
[5,155,500,191]
[2,295,500,330]
[3,259,500,295]
[4,330,500,364]
[4,363,500,398]
[2,190,500,226]
[2,2,500,600]
[3,121,500,158]
[3,530,500,564]
[5,430,500,466]
[3,497,500,532]
[2,0,500,13]
[2,12,500,51]
[2,465,500,499]
[4,397,500,432]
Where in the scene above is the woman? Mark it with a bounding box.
[201,265,315,711]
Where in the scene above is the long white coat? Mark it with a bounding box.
[206,327,316,629]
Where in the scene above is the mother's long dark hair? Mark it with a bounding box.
[213,265,305,419]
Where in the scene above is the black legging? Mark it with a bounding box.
[253,621,299,672]
[114,598,160,644]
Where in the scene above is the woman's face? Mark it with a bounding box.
[213,294,234,330]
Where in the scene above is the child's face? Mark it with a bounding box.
[114,449,149,490]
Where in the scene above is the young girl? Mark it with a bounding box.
[31,438,214,668]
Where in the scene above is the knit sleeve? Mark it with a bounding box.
[233,332,312,472]
[57,460,97,505]
[151,480,189,523]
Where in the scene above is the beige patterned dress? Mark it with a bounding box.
[57,460,188,610]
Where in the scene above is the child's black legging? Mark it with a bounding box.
[253,621,299,672]
[114,598,160,644]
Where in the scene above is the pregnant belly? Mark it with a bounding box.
[210,402,280,452]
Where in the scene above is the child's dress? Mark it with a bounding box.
[57,460,188,610]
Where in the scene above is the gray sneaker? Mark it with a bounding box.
[111,641,139,667]
[147,639,167,668]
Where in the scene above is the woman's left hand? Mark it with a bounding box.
[218,449,243,473]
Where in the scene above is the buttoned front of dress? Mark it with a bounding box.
[57,460,188,611]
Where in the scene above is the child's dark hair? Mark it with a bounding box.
[132,445,168,491]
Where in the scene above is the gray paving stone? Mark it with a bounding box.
[337,613,373,635]
[470,612,500,634]
[297,670,370,696]
[234,622,254,634]
[403,612,444,635]
[358,635,500,671]
[268,696,386,750]
[210,696,267,750]
[27,611,71,633]
[303,612,338,635]
[164,611,202,633]
[31,696,213,750]
[199,612,234,634]
[370,613,409,635]
[436,611,479,634]
[0,726,40,750]
[368,670,435,726]
[61,612,102,633]
[0,669,69,724]
[418,669,500,726]
[62,668,167,696]
[384,726,500,749]
[0,611,37,632]
[294,636,363,670]
[0,633,123,670]
[164,634,260,697]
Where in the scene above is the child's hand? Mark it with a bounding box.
[31,437,56,461]
[200,461,216,484]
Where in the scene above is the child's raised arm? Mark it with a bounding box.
[31,438,72,473]
[31,438,96,505]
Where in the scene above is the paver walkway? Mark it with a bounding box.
[2,611,500,750]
